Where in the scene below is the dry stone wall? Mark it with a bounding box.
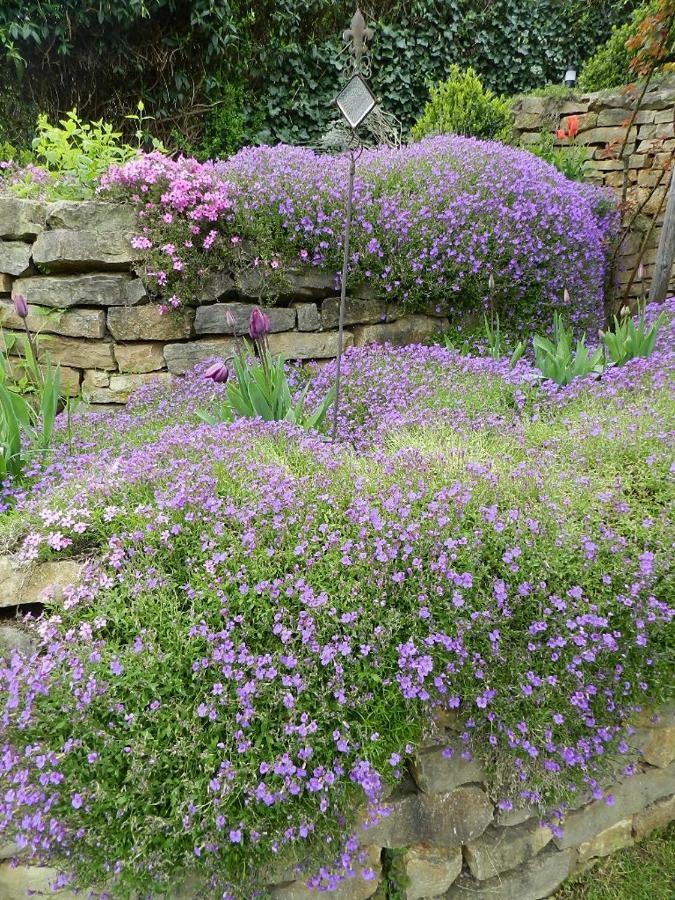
[0,198,449,406]
[1,557,674,899]
[511,75,675,302]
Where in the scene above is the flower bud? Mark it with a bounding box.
[620,305,631,319]
[248,307,270,341]
[637,262,645,280]
[203,361,229,384]
[488,273,495,293]
[563,288,570,304]
[13,294,28,319]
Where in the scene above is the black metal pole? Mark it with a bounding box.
[331,144,356,442]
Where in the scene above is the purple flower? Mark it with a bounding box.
[203,361,229,384]
[248,307,270,341]
[13,294,28,319]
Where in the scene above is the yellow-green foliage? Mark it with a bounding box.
[410,66,512,143]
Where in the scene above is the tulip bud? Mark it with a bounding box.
[620,305,631,319]
[13,294,28,319]
[563,287,570,304]
[488,273,495,293]
[248,307,270,341]
[637,262,645,281]
[203,361,229,384]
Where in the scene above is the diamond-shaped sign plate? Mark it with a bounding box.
[336,74,376,129]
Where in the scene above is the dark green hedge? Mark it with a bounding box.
[0,1,640,152]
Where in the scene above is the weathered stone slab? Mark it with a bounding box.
[283,268,337,300]
[195,302,295,335]
[638,122,675,141]
[560,100,590,115]
[633,703,675,730]
[577,818,633,863]
[596,108,632,128]
[632,793,675,840]
[197,270,236,303]
[294,302,320,332]
[108,305,194,341]
[402,845,462,900]
[0,198,46,239]
[46,200,136,232]
[22,333,117,370]
[352,315,448,348]
[553,765,675,850]
[0,624,38,657]
[267,330,353,360]
[410,744,485,794]
[0,300,105,338]
[0,240,31,276]
[630,725,675,768]
[494,805,537,828]
[164,338,238,375]
[464,819,552,880]
[83,371,173,404]
[237,268,337,302]
[0,839,22,859]
[12,273,146,308]
[0,557,82,608]
[320,296,387,329]
[447,847,575,900]
[575,126,638,145]
[0,273,11,293]
[515,111,546,130]
[270,846,381,900]
[361,786,493,849]
[0,862,84,898]
[114,342,166,373]
[32,229,141,271]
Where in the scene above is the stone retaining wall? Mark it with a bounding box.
[511,75,675,302]
[0,197,449,406]
[1,557,673,899]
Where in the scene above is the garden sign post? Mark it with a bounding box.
[331,7,376,442]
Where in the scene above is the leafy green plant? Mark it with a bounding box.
[410,65,512,142]
[197,309,334,431]
[533,313,604,385]
[0,300,61,481]
[601,305,666,365]
[483,313,526,367]
[197,83,246,161]
[31,109,138,184]
[0,2,642,150]
[577,3,662,91]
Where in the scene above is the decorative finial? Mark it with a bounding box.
[343,7,374,67]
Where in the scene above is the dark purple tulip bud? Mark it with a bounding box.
[13,294,28,319]
[203,361,229,384]
[248,307,270,341]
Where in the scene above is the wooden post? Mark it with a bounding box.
[648,167,675,304]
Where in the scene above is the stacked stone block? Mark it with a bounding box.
[511,75,675,302]
[0,197,449,406]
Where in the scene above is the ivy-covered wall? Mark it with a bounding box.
[0,1,641,151]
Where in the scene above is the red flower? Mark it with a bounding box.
[567,115,580,139]
[555,128,566,140]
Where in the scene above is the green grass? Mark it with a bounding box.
[555,824,675,899]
